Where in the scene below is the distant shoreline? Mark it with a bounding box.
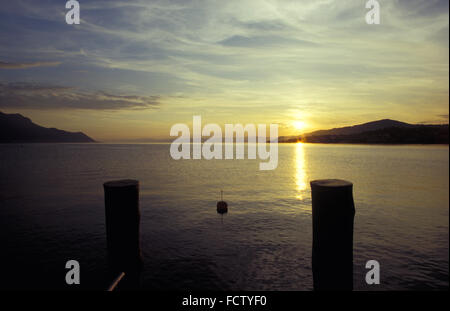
[1,141,448,147]
[2,112,448,145]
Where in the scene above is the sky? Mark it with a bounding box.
[0,0,448,141]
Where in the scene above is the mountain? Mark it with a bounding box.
[306,119,414,137]
[0,111,95,143]
[278,119,449,144]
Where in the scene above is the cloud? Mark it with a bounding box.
[0,0,448,129]
[0,61,61,69]
[218,35,317,48]
[394,0,449,18]
[0,82,161,110]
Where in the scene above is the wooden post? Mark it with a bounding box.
[104,179,142,280]
[310,179,355,290]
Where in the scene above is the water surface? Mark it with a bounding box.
[0,143,448,290]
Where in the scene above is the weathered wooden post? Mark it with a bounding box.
[104,179,142,288]
[310,179,355,290]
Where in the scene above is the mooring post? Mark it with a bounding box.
[310,179,355,291]
[104,179,142,288]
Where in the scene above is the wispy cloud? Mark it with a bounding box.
[0,82,161,110]
[218,35,317,48]
[0,61,61,69]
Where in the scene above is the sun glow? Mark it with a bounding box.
[292,121,307,132]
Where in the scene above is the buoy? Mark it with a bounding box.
[217,190,228,214]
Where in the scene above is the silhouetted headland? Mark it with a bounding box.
[0,111,95,143]
[278,119,449,144]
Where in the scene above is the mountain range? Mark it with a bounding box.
[0,111,95,143]
[1,112,448,144]
[278,119,448,144]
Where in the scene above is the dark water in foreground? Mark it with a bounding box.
[0,143,448,290]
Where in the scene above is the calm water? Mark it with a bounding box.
[0,143,448,290]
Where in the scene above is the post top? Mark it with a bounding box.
[104,179,139,188]
[310,179,353,188]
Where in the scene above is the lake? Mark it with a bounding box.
[0,143,448,290]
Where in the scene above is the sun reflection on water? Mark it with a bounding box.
[295,142,308,200]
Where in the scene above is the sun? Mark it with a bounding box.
[292,120,306,132]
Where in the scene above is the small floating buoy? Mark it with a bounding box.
[217,190,228,214]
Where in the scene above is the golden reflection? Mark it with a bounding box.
[295,142,308,200]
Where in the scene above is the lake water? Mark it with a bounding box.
[0,143,448,290]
